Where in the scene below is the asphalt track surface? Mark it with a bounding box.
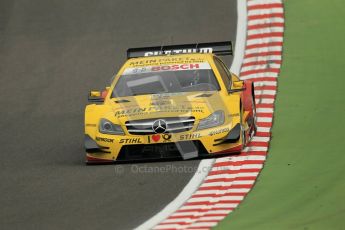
[0,1,237,229]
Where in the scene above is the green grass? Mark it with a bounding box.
[215,0,345,229]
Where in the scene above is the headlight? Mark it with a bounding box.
[197,110,225,130]
[99,118,124,135]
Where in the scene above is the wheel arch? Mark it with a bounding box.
[242,80,255,114]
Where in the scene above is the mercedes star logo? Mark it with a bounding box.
[152,119,167,133]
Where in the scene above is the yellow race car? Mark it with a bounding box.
[84,42,256,163]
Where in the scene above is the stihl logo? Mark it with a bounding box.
[119,138,142,144]
[144,48,213,56]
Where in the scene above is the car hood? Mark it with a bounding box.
[106,92,228,123]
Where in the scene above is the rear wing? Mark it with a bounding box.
[127,41,232,59]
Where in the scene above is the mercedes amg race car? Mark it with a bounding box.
[84,41,256,163]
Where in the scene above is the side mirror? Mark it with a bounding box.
[88,90,104,103]
[88,87,110,103]
[229,80,245,93]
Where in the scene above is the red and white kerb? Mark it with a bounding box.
[152,0,285,229]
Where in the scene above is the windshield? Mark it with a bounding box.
[112,62,220,97]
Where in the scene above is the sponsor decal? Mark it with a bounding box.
[209,127,230,136]
[119,138,142,144]
[115,107,149,116]
[114,105,204,118]
[151,92,184,99]
[151,63,200,72]
[128,57,206,68]
[179,133,201,141]
[162,134,172,142]
[150,100,171,106]
[142,144,177,153]
[95,136,114,143]
[122,62,211,75]
[148,134,172,143]
[144,47,213,56]
[151,134,161,142]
